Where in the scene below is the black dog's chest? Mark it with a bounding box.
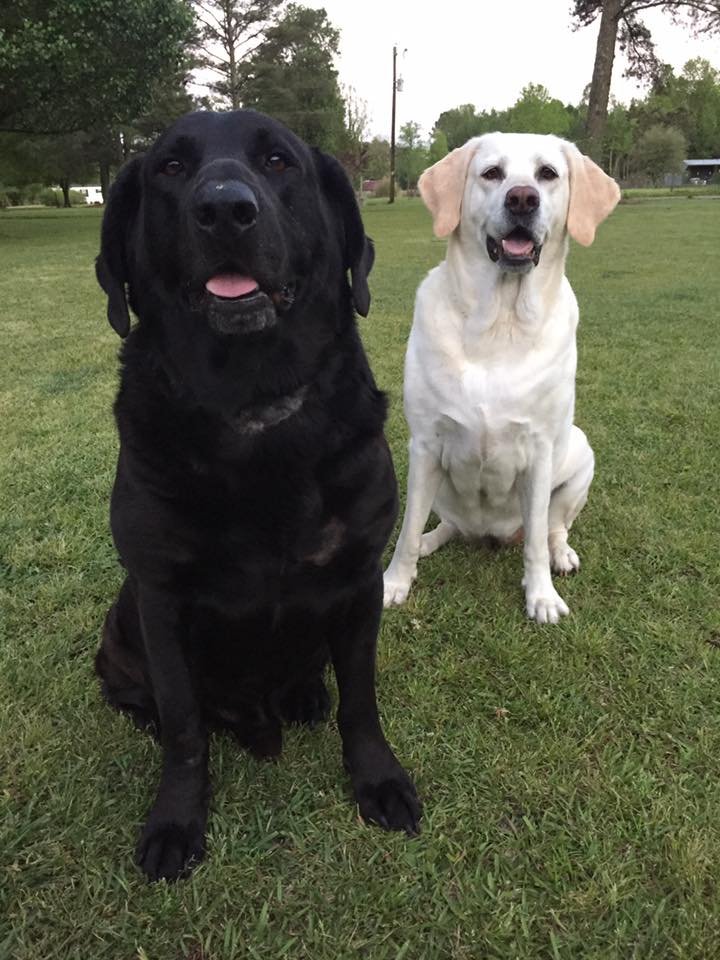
[114,440,353,597]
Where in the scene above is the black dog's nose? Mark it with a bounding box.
[504,185,540,216]
[193,179,258,232]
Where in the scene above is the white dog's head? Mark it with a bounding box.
[419,132,620,274]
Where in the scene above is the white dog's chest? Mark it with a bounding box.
[435,368,535,503]
[420,346,575,539]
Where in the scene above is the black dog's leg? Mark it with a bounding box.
[329,570,421,835]
[134,586,209,882]
[277,674,331,728]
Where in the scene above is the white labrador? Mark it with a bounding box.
[383,133,620,623]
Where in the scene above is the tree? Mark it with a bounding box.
[84,128,123,202]
[126,57,200,150]
[337,87,370,186]
[631,124,686,184]
[604,99,636,177]
[364,137,390,180]
[572,0,720,161]
[680,58,720,156]
[239,5,345,151]
[428,128,449,165]
[398,121,422,151]
[565,101,589,145]
[193,0,281,108]
[0,0,195,134]
[0,131,96,205]
[634,58,720,157]
[434,104,486,149]
[396,121,428,190]
[505,84,572,136]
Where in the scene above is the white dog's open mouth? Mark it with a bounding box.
[486,227,541,270]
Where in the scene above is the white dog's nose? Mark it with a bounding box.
[504,185,539,216]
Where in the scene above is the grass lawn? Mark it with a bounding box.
[620,184,720,200]
[1,197,719,960]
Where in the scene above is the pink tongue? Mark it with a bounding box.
[205,274,259,298]
[502,237,534,257]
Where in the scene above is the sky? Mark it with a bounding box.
[307,0,720,139]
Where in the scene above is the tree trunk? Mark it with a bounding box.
[99,159,111,203]
[229,44,240,109]
[585,0,621,163]
[389,45,397,204]
[60,178,71,208]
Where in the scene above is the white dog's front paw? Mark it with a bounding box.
[524,584,570,624]
[550,542,580,576]
[383,568,415,607]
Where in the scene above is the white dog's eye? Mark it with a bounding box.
[538,165,558,181]
[481,166,503,181]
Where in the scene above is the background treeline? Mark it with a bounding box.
[1,0,719,206]
[371,60,720,194]
[425,61,720,187]
[0,0,369,206]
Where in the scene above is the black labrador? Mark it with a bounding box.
[94,110,421,881]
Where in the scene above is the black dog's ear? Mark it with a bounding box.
[95,155,143,338]
[314,150,374,317]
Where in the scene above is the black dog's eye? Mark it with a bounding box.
[482,166,503,181]
[161,159,184,177]
[266,153,289,172]
[538,165,558,181]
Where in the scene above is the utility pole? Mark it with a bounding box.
[389,45,397,204]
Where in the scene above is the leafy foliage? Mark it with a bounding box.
[364,137,391,181]
[505,84,572,137]
[239,4,345,151]
[631,123,687,184]
[633,58,720,157]
[603,99,636,177]
[428,128,449,165]
[434,104,501,149]
[434,87,574,151]
[193,0,281,109]
[337,87,370,184]
[571,0,720,152]
[0,0,195,133]
[396,122,428,190]
[430,56,720,181]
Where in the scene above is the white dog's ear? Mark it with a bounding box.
[562,143,621,246]
[418,143,476,238]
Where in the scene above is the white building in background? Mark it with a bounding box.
[684,159,720,183]
[73,185,104,205]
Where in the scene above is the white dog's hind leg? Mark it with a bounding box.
[548,426,594,576]
[383,445,443,607]
[419,520,457,557]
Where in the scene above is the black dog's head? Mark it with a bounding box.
[96,110,374,340]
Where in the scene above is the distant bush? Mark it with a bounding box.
[5,186,23,206]
[0,190,9,209]
[40,188,62,207]
[372,177,391,198]
[24,183,45,204]
[630,125,686,187]
[68,189,86,206]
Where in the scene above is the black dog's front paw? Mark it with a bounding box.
[135,819,206,882]
[355,769,422,836]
